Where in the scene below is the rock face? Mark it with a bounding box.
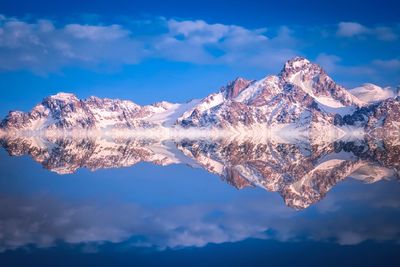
[1,57,399,134]
[222,77,254,99]
[333,96,400,134]
[0,135,398,209]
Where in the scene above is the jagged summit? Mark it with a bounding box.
[281,56,313,72]
[221,77,253,99]
[43,92,79,102]
[280,56,322,81]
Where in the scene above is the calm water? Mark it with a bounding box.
[0,135,399,266]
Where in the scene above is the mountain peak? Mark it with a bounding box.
[45,92,79,102]
[279,56,323,82]
[233,76,247,82]
[277,56,367,107]
[284,56,312,69]
[222,76,253,99]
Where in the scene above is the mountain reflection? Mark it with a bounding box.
[1,135,399,210]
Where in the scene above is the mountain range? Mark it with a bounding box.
[1,57,399,136]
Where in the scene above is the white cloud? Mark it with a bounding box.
[65,24,130,41]
[374,26,399,41]
[0,16,144,73]
[337,22,369,37]
[315,53,400,87]
[372,58,400,70]
[155,19,297,70]
[337,21,398,41]
[167,19,231,44]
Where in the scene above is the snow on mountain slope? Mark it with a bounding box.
[234,75,281,104]
[351,164,397,184]
[181,93,225,117]
[0,93,200,131]
[147,99,200,127]
[316,101,356,116]
[280,57,366,108]
[349,83,396,104]
[84,96,144,129]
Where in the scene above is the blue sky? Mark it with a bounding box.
[0,0,399,117]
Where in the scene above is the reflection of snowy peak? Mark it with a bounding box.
[1,135,398,209]
[1,57,399,133]
[0,136,198,174]
[176,138,400,209]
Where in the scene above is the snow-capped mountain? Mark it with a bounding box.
[177,57,399,134]
[1,57,399,134]
[0,135,398,209]
[0,92,200,131]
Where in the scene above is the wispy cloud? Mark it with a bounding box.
[316,53,400,87]
[337,21,398,41]
[0,16,144,73]
[64,24,130,41]
[336,22,370,37]
[157,19,297,68]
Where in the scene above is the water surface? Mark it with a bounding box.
[0,135,399,266]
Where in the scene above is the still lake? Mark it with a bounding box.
[0,135,399,266]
